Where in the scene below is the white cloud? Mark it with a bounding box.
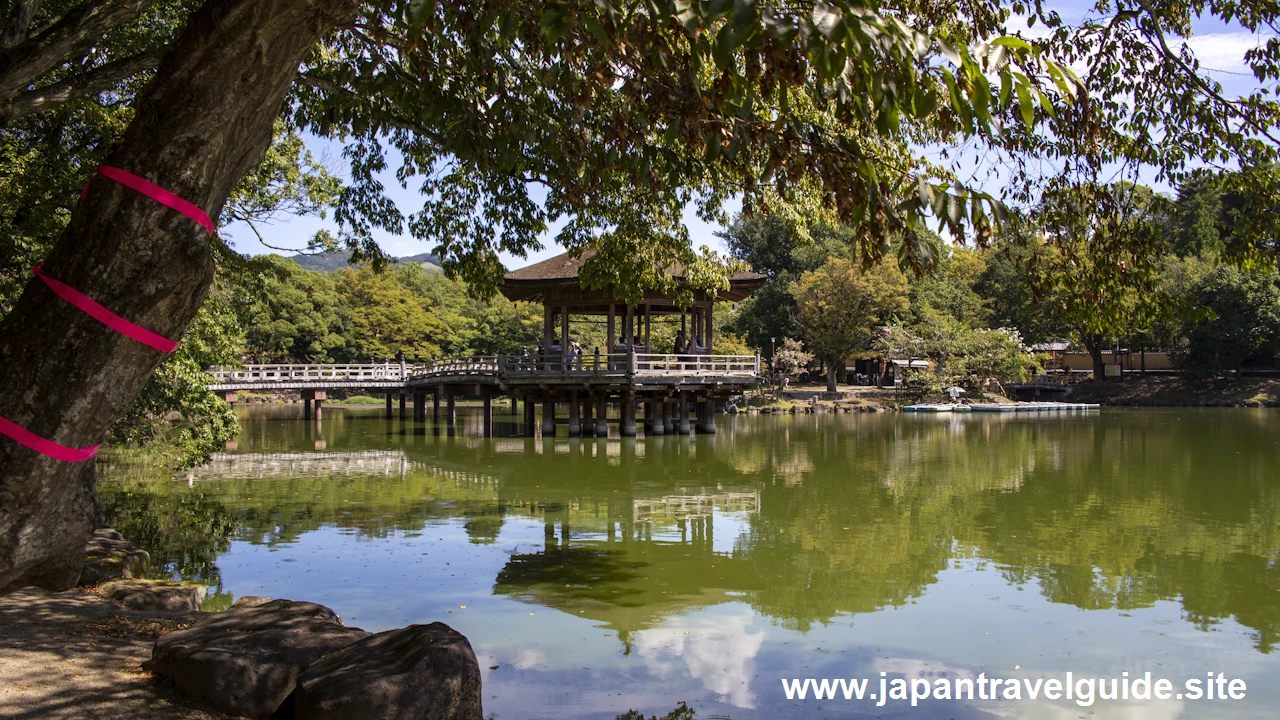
[635,609,766,709]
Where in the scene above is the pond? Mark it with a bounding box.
[97,406,1280,719]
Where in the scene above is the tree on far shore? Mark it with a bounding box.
[791,257,909,392]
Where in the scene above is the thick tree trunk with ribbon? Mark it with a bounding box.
[0,0,355,594]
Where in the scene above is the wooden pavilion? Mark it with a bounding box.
[500,250,764,356]
[491,250,765,437]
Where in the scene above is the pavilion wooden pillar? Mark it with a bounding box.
[706,302,714,353]
[568,389,581,437]
[595,392,609,437]
[644,304,651,348]
[607,304,616,351]
[543,304,554,349]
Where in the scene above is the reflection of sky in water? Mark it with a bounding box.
[103,409,1280,719]
[205,515,1280,720]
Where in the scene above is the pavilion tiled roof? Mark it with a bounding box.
[502,250,766,302]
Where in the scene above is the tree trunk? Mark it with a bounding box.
[826,364,838,393]
[1083,337,1106,382]
[0,0,356,594]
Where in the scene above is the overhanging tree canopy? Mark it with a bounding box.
[0,0,1277,592]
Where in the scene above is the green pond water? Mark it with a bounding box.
[98,406,1280,719]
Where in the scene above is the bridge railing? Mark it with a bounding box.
[206,364,418,383]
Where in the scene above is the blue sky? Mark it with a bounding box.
[221,2,1275,270]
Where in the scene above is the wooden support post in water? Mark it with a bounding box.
[568,389,581,437]
[582,392,593,437]
[621,391,637,436]
[446,391,457,427]
[399,392,406,420]
[652,395,666,435]
[677,393,690,434]
[524,395,536,435]
[432,388,441,424]
[595,392,608,437]
[314,395,325,420]
[542,392,556,436]
[384,392,392,419]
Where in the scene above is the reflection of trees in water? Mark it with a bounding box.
[97,476,236,584]
[100,410,1280,653]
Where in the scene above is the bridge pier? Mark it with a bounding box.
[524,394,536,435]
[399,392,406,420]
[677,393,690,434]
[621,391,636,437]
[433,387,442,425]
[595,392,608,437]
[446,391,457,428]
[651,394,666,436]
[541,393,555,436]
[385,393,393,419]
[568,390,581,437]
[581,393,593,437]
[702,396,717,434]
[412,391,424,422]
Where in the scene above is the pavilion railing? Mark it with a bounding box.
[417,356,500,377]
[207,363,419,383]
[498,352,760,377]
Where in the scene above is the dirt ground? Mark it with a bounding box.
[0,588,219,720]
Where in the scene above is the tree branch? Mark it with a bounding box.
[0,0,42,49]
[0,49,162,123]
[0,0,157,108]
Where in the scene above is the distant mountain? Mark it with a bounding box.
[286,251,441,273]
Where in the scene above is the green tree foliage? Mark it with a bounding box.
[107,280,243,468]
[336,265,446,361]
[721,216,849,355]
[790,256,909,391]
[906,244,990,328]
[1182,265,1280,380]
[881,316,1040,394]
[243,256,354,362]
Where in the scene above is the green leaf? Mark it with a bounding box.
[1016,82,1034,131]
[991,36,1033,52]
[733,0,757,29]
[541,6,573,45]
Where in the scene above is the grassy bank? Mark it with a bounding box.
[1067,375,1280,407]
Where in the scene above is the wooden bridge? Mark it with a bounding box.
[206,352,760,438]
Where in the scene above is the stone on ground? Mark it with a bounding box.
[150,599,369,718]
[78,528,150,585]
[101,579,207,613]
[292,622,483,720]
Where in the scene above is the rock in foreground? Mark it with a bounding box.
[102,579,207,613]
[150,599,369,718]
[293,622,483,720]
[78,528,150,585]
